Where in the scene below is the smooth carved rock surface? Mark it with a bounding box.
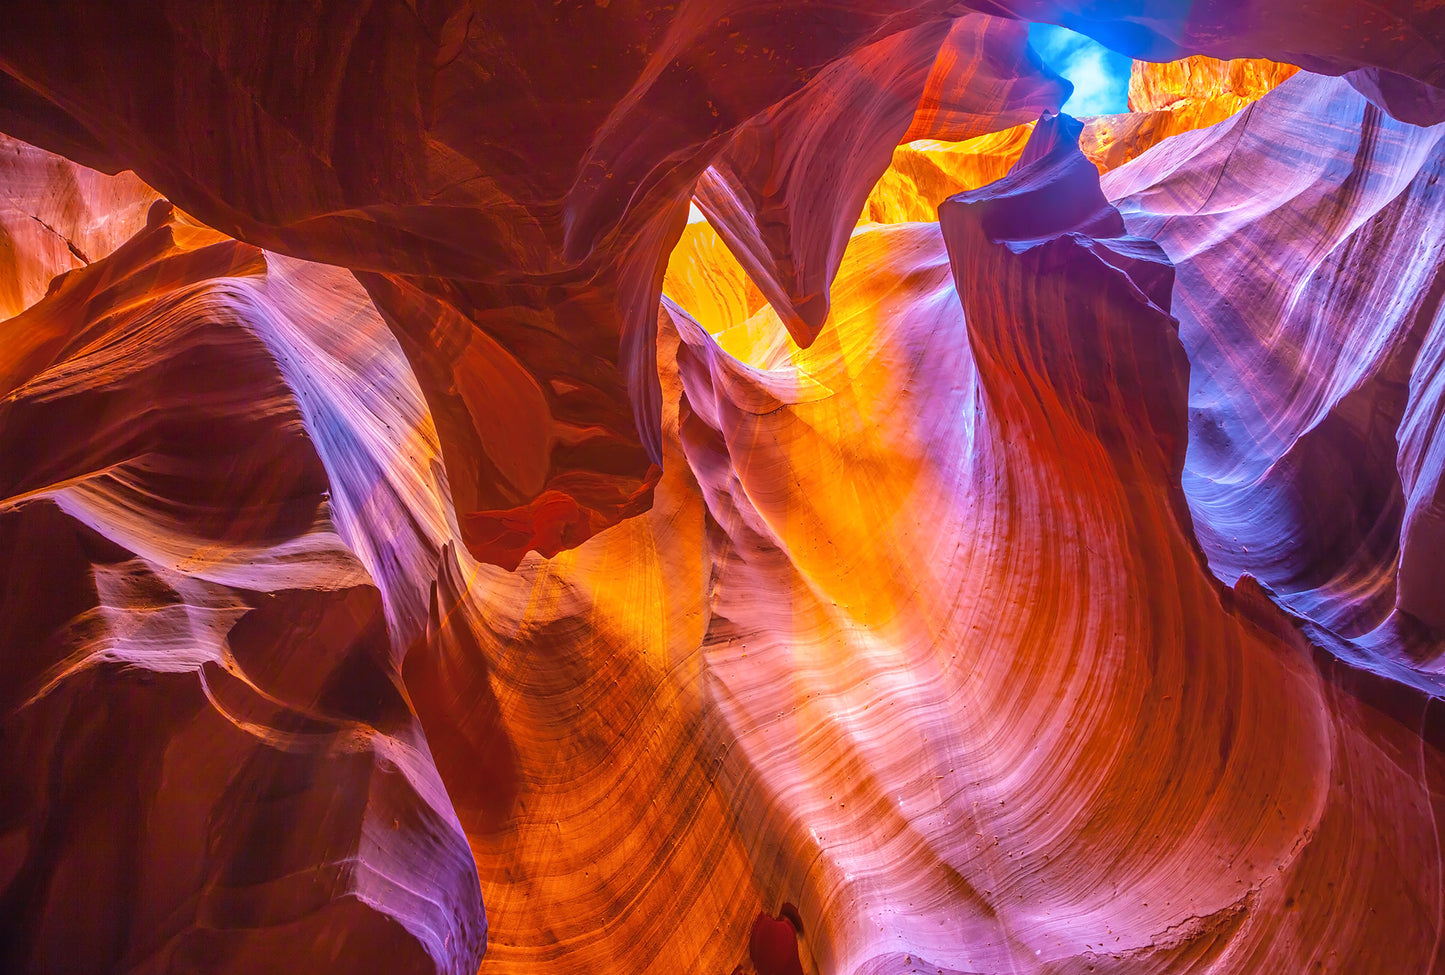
[0,133,159,320]
[0,207,482,974]
[0,0,1042,570]
[1105,71,1445,661]
[4,6,1445,975]
[2,1,1442,567]
[436,113,1445,973]
[694,14,1068,346]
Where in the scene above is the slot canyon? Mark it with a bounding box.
[1,3,1444,973]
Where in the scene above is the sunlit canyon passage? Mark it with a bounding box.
[1,4,1445,974]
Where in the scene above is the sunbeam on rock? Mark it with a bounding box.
[2,3,1445,973]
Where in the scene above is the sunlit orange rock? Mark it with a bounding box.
[429,108,1445,972]
[654,113,1445,973]
[0,133,158,320]
[662,208,770,339]
[862,124,1038,224]
[5,5,1445,975]
[1081,56,1300,170]
[1128,56,1300,114]
[3,1,1441,565]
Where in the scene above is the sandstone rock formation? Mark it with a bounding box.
[0,206,482,973]
[693,14,1068,346]
[0,132,158,319]
[2,0,1441,567]
[1081,56,1300,171]
[1105,71,1445,663]
[863,55,1301,226]
[1127,57,1300,115]
[3,4,1445,975]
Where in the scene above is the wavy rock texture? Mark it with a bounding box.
[1,0,934,567]
[0,207,481,974]
[5,5,1445,975]
[1104,70,1445,662]
[694,14,1068,345]
[2,0,1442,565]
[863,56,1299,226]
[429,110,1445,973]
[0,133,158,320]
[652,115,1444,975]
[0,0,1047,568]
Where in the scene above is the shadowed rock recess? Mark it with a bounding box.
[1,3,1444,973]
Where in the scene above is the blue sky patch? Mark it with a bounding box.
[1028,23,1132,117]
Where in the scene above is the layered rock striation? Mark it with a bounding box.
[1106,71,1445,665]
[0,204,481,974]
[1,0,1441,566]
[3,5,1445,975]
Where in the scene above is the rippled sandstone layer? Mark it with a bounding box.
[863,55,1301,226]
[2,1,1441,567]
[0,202,482,974]
[3,4,1445,974]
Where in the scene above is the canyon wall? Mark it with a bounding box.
[2,4,1445,974]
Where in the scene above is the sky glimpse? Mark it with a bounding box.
[1028,23,1132,117]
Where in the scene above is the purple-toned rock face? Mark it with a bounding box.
[1106,72,1445,655]
[695,15,1071,347]
[1,1,1440,570]
[3,5,1445,974]
[0,209,483,974]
